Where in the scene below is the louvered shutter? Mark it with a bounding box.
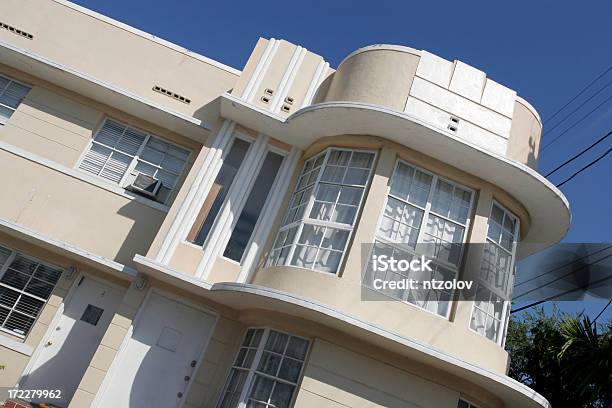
[79,119,146,183]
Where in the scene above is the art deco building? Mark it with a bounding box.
[0,1,569,407]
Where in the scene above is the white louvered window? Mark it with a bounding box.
[365,160,474,317]
[78,118,190,203]
[0,74,31,125]
[0,245,63,338]
[267,148,376,274]
[470,202,519,344]
[217,328,310,408]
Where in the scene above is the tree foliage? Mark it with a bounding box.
[506,306,611,408]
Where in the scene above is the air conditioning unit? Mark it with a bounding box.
[127,173,162,200]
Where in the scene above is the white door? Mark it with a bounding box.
[97,292,216,408]
[21,275,124,407]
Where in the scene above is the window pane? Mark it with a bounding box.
[223,152,284,262]
[192,138,251,245]
[0,251,61,337]
[0,75,30,123]
[270,149,374,274]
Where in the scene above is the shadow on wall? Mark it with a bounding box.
[18,276,124,408]
[114,198,166,268]
[526,135,538,170]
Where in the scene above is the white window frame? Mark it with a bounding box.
[368,158,475,318]
[468,200,520,345]
[268,147,377,275]
[187,131,256,250]
[75,117,191,204]
[458,398,481,408]
[219,144,288,265]
[0,73,31,125]
[0,245,63,339]
[215,327,311,408]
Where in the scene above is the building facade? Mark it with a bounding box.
[0,1,570,407]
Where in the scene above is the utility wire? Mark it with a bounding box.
[543,66,611,124]
[543,81,612,135]
[514,244,612,287]
[511,274,612,314]
[541,95,612,151]
[513,253,612,300]
[592,297,612,325]
[555,147,611,187]
[544,131,612,177]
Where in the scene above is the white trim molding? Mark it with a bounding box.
[0,141,170,213]
[197,133,270,279]
[157,120,236,264]
[0,333,34,356]
[0,217,137,279]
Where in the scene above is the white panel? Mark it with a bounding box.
[409,77,512,138]
[404,97,508,156]
[481,79,517,118]
[415,50,454,88]
[449,61,486,103]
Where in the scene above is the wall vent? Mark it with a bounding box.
[284,96,294,105]
[152,85,191,104]
[281,105,291,112]
[0,22,33,39]
[261,96,270,104]
[264,88,274,96]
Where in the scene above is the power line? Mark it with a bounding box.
[543,80,611,135]
[592,297,612,325]
[511,274,612,314]
[544,131,612,177]
[513,252,612,300]
[543,66,611,124]
[541,95,612,151]
[514,245,612,287]
[556,147,611,187]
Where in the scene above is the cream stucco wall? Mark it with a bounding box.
[0,0,239,119]
[323,46,420,112]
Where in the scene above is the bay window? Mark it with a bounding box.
[217,328,310,408]
[470,202,519,344]
[267,148,376,274]
[365,160,474,317]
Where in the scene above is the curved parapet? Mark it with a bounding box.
[314,45,543,170]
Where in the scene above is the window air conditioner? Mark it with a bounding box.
[128,173,162,200]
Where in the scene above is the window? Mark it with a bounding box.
[188,137,252,246]
[0,245,62,337]
[267,148,376,274]
[364,160,474,317]
[470,202,519,343]
[223,151,285,262]
[217,328,310,408]
[0,74,30,125]
[78,118,190,203]
[457,399,480,408]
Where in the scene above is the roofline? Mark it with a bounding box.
[52,0,242,76]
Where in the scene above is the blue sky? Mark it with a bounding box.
[71,0,612,320]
